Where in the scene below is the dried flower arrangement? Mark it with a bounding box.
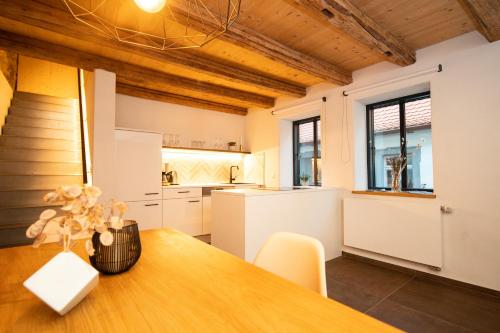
[26,185,127,256]
[386,155,407,191]
[300,174,310,185]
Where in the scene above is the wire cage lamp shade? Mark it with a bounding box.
[61,0,241,50]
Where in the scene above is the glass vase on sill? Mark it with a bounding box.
[391,171,402,192]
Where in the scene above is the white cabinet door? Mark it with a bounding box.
[202,196,211,234]
[115,130,162,201]
[163,198,202,236]
[125,200,162,231]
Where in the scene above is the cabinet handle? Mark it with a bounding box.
[145,192,159,195]
[178,191,190,194]
[188,200,200,203]
[144,203,159,207]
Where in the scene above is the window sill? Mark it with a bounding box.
[352,190,436,199]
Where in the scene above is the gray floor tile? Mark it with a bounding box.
[326,257,413,298]
[326,257,500,333]
[388,277,500,333]
[327,280,382,312]
[367,299,476,333]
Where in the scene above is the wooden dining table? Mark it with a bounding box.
[0,228,399,332]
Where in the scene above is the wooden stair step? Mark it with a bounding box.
[0,147,82,162]
[0,136,80,151]
[2,125,80,140]
[0,92,83,247]
[9,106,77,122]
[6,114,77,130]
[0,189,56,208]
[0,205,60,247]
[0,205,62,223]
[11,99,77,113]
[14,91,77,107]
[0,221,32,231]
[0,175,83,190]
[1,202,62,210]
[0,160,82,175]
[0,226,32,248]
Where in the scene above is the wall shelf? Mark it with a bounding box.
[352,190,436,199]
[162,146,251,154]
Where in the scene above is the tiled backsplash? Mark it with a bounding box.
[162,151,264,185]
[243,153,265,185]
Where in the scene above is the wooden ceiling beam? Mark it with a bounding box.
[116,83,247,116]
[0,0,306,98]
[458,0,500,42]
[171,6,352,85]
[0,29,274,109]
[286,0,416,66]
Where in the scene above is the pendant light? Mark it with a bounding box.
[134,0,166,13]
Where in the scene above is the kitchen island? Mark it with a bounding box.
[211,187,342,262]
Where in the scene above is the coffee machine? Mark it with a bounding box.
[162,163,178,185]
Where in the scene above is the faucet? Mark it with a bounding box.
[229,165,239,184]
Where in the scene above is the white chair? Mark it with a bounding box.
[253,232,327,297]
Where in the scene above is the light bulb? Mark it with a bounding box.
[134,0,166,13]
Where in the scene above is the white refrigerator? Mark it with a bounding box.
[114,129,162,230]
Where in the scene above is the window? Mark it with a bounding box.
[367,92,433,192]
[293,116,321,186]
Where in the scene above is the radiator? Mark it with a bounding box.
[343,197,443,267]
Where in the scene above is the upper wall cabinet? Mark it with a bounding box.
[114,129,162,201]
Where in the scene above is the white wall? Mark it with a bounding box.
[337,32,500,291]
[245,107,280,187]
[115,94,246,150]
[249,32,500,291]
[246,94,325,187]
[279,120,293,187]
[17,56,79,99]
[92,69,116,202]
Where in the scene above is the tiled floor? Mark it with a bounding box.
[196,235,500,332]
[326,256,500,333]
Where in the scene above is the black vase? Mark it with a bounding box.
[89,220,141,274]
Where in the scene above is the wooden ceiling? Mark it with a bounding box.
[0,0,496,115]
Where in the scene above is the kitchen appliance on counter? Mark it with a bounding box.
[165,170,178,185]
[162,163,178,185]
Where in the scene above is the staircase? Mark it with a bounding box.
[0,92,83,247]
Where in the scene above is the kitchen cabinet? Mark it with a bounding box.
[114,129,162,202]
[162,185,258,236]
[202,196,212,234]
[202,184,258,235]
[163,197,202,236]
[114,129,163,230]
[163,187,202,200]
[125,200,162,230]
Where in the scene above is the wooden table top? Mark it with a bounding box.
[0,229,399,332]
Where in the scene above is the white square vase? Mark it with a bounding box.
[24,251,99,315]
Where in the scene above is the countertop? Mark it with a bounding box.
[162,183,258,189]
[212,186,334,197]
[0,228,398,332]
